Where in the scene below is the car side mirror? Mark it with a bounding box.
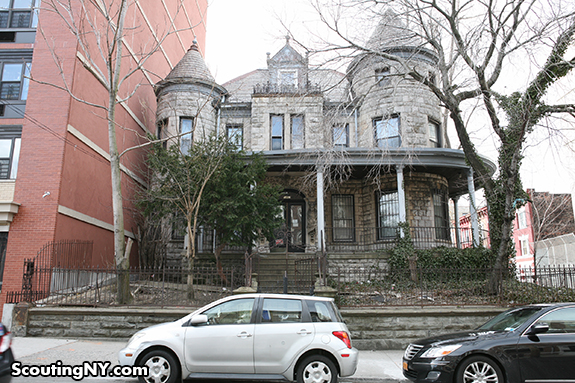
[189,314,208,326]
[528,323,549,335]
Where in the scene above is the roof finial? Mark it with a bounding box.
[189,38,199,51]
[286,34,290,44]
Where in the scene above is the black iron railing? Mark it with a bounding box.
[253,82,322,96]
[331,265,575,307]
[325,226,490,252]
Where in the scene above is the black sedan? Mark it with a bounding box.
[403,302,575,383]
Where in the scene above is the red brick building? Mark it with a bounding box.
[0,0,208,304]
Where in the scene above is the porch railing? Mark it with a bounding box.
[325,226,490,252]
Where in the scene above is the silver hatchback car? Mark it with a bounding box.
[119,293,358,383]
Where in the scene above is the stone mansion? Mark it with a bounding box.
[153,12,495,261]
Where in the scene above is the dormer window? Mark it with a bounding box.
[279,70,297,88]
[375,67,390,86]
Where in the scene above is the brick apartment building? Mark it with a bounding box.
[514,189,575,268]
[0,0,208,303]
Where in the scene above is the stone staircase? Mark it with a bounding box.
[255,252,315,294]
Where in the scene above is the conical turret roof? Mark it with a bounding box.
[366,9,424,51]
[155,40,225,97]
[165,40,216,83]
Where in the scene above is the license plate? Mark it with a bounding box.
[403,361,408,371]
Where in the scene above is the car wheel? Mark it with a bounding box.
[297,355,338,383]
[138,349,180,383]
[456,355,504,383]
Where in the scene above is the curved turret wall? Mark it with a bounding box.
[155,81,224,145]
[349,48,442,149]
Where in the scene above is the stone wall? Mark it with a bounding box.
[16,305,505,350]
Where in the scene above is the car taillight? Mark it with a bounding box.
[0,332,11,353]
[333,331,352,349]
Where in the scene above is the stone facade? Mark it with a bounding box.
[154,11,493,269]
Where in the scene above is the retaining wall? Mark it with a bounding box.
[11,304,506,350]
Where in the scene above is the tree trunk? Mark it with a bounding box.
[109,0,130,304]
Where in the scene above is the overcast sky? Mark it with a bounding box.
[203,0,575,195]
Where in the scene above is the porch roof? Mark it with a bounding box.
[255,148,496,197]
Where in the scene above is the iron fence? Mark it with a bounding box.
[7,265,244,307]
[331,265,575,307]
[325,226,490,252]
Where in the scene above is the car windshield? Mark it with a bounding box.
[477,307,543,332]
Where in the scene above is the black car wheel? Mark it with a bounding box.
[297,355,338,383]
[138,349,180,383]
[456,355,504,383]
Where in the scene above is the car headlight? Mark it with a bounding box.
[421,344,462,358]
[126,332,147,349]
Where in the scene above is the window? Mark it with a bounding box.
[0,232,7,288]
[179,117,193,154]
[156,118,168,149]
[261,298,302,323]
[429,120,441,148]
[332,195,355,242]
[0,62,30,100]
[517,207,527,229]
[306,301,336,323]
[428,72,437,86]
[375,67,390,86]
[0,0,39,29]
[519,236,530,257]
[279,70,297,88]
[377,190,399,239]
[433,189,450,240]
[374,116,401,148]
[291,115,304,149]
[0,129,21,179]
[533,307,575,333]
[226,124,243,150]
[202,298,255,325]
[271,115,283,150]
[333,124,349,147]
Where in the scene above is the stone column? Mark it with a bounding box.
[317,168,325,250]
[467,169,480,247]
[397,166,406,236]
[453,196,461,248]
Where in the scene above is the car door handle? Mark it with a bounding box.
[297,329,312,335]
[237,331,253,338]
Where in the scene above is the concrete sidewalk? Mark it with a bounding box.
[11,336,408,382]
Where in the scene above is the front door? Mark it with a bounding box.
[274,200,305,252]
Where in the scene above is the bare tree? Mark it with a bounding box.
[33,0,197,303]
[298,0,575,291]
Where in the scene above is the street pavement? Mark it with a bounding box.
[10,336,409,382]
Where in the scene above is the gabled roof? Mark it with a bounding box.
[268,37,305,64]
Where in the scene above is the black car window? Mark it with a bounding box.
[478,307,543,332]
[261,298,302,323]
[533,307,575,333]
[202,298,255,325]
